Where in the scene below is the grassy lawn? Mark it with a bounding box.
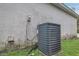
[61,39,79,56]
[1,39,79,56]
[1,47,43,56]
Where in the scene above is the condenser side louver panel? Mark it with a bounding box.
[37,23,61,56]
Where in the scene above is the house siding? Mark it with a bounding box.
[0,3,77,47]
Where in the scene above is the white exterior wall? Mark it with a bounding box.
[0,3,77,45]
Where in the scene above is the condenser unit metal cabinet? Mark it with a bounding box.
[37,23,61,56]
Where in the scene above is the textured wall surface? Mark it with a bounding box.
[0,3,77,46]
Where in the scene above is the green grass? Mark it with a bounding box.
[1,48,42,56]
[1,39,79,56]
[1,49,30,56]
[61,39,79,56]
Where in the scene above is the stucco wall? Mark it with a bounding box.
[0,3,77,46]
